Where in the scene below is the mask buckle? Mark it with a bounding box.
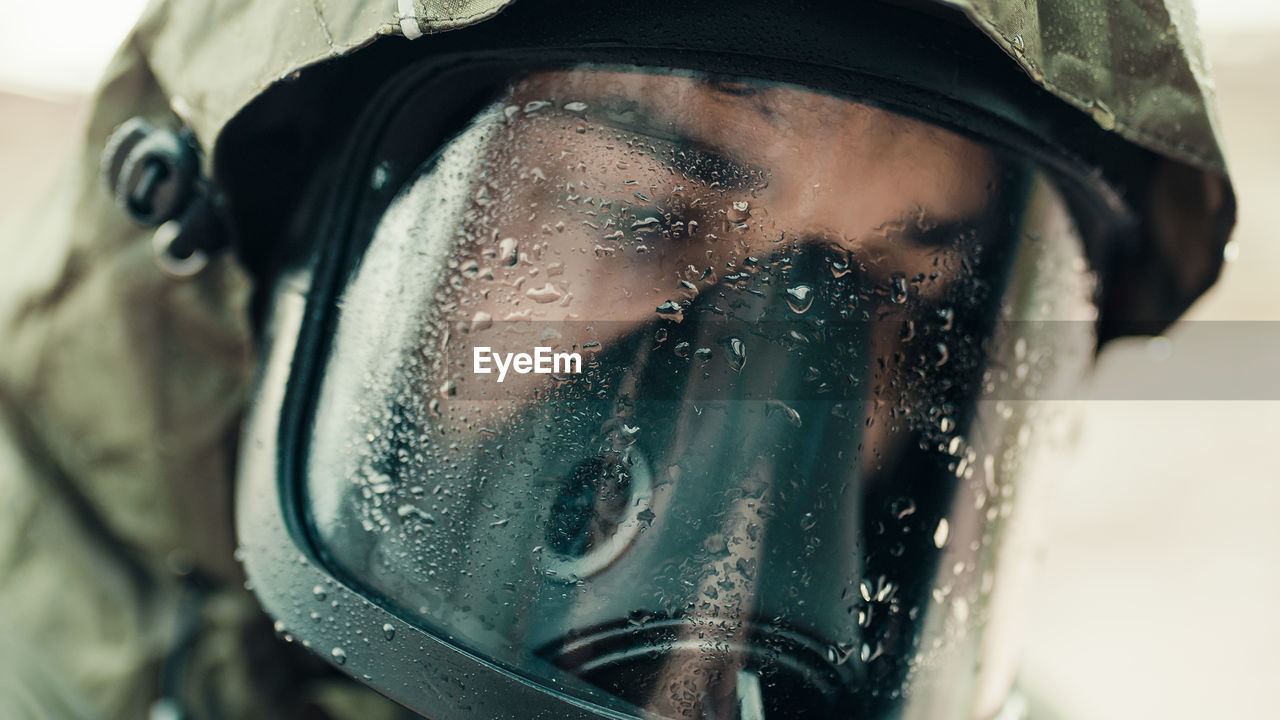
[102,117,229,278]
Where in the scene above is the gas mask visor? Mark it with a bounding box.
[240,65,1107,720]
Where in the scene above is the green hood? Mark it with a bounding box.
[0,1,1236,718]
[145,0,1231,178]
[142,0,1232,335]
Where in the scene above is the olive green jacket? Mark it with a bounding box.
[0,0,1234,718]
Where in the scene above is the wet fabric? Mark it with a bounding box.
[0,0,1234,718]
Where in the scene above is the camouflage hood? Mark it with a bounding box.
[143,0,1231,178]
[136,0,1233,335]
[0,1,1235,718]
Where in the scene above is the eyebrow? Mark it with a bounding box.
[586,95,770,188]
[699,75,760,98]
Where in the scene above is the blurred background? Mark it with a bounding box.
[1,1,1276,718]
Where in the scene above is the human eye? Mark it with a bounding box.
[668,140,766,192]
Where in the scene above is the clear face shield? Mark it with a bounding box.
[249,66,1099,720]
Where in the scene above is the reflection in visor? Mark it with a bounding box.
[307,68,1097,719]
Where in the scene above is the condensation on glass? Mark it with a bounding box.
[306,66,1097,720]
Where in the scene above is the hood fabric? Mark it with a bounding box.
[0,1,1235,718]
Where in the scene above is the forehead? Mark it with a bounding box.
[507,68,998,229]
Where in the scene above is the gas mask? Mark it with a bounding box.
[238,62,1107,720]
